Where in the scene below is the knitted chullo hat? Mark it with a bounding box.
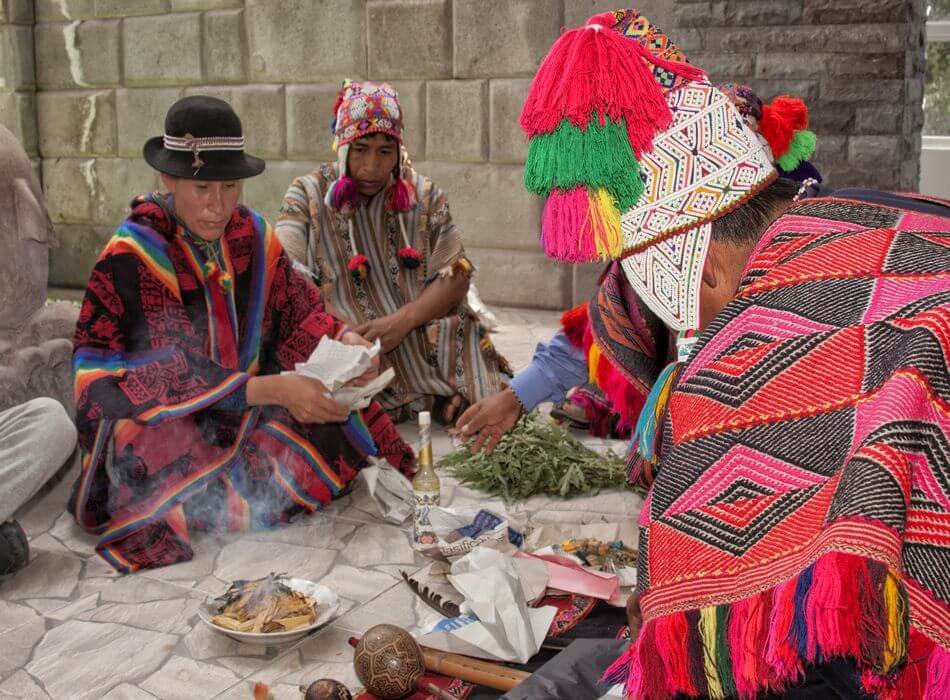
[326,80,416,219]
[522,8,776,333]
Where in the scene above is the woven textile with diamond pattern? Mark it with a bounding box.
[603,197,950,699]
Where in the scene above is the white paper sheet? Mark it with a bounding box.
[282,336,393,410]
[356,457,414,524]
[416,547,556,664]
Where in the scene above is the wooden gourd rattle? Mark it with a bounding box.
[351,624,528,699]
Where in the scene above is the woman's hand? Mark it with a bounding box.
[340,330,381,387]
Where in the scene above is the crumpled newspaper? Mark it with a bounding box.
[355,457,414,524]
[422,507,528,559]
[282,335,394,410]
[416,546,556,664]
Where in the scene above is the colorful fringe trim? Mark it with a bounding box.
[602,552,948,700]
[631,360,680,465]
[560,303,644,437]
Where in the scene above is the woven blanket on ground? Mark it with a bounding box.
[604,197,950,698]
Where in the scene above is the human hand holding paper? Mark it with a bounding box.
[285,336,394,410]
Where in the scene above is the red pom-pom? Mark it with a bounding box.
[397,247,422,269]
[347,254,370,281]
[759,96,808,159]
[386,177,417,212]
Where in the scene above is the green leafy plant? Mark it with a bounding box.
[438,413,627,503]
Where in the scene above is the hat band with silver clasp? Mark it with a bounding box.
[162,133,246,172]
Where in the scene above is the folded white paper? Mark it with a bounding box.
[356,457,414,524]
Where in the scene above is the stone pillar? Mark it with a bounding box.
[0,0,37,162]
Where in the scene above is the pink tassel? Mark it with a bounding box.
[728,598,758,700]
[923,637,950,700]
[520,22,706,155]
[601,640,638,690]
[656,613,696,696]
[541,188,598,262]
[765,580,802,684]
[386,177,417,212]
[808,553,846,660]
[330,175,360,214]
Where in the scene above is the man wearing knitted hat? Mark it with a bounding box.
[277,81,511,425]
[70,96,413,573]
[489,8,949,699]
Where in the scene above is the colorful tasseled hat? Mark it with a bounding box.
[718,83,822,183]
[522,8,777,333]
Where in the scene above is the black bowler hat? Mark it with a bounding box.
[143,96,265,180]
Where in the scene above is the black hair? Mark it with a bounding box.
[711,177,801,247]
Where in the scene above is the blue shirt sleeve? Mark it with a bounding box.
[509,330,589,411]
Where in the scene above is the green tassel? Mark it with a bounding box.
[715,605,737,699]
[524,117,644,210]
[777,129,817,172]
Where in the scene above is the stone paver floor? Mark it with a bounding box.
[1,307,640,700]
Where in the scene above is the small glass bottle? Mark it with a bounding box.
[412,411,440,548]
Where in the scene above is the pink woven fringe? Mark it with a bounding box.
[541,188,597,262]
[600,552,947,700]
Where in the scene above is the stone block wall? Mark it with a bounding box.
[681,0,927,192]
[0,0,926,308]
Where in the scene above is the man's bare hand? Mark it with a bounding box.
[340,330,380,387]
[353,313,413,354]
[454,388,522,455]
[279,375,350,424]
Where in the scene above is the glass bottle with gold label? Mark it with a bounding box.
[412,411,440,547]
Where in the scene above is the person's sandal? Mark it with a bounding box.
[0,520,29,578]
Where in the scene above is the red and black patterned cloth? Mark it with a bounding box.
[605,197,950,698]
[70,195,413,573]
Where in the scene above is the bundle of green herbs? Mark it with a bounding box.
[439,413,627,503]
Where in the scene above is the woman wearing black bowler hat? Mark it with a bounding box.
[69,96,415,573]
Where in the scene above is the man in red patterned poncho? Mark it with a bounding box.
[70,96,413,573]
